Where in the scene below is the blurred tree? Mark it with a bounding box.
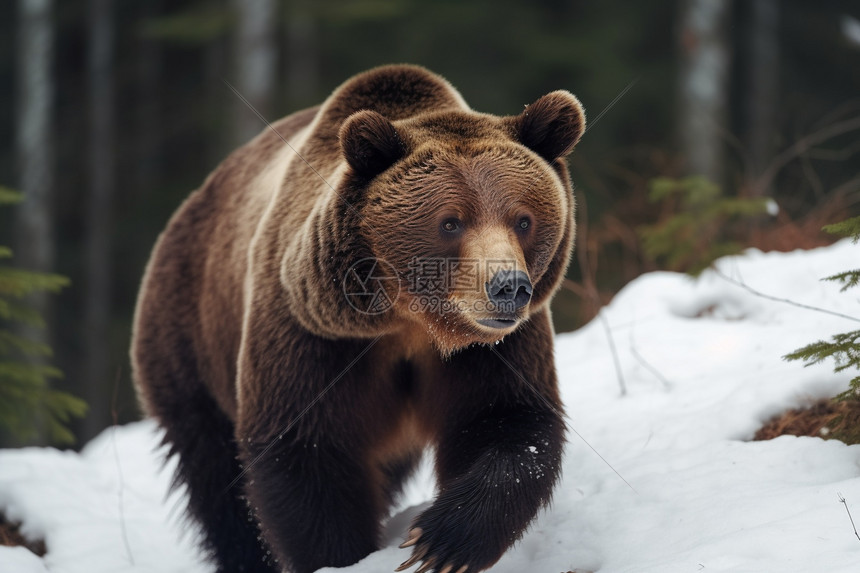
[83,0,115,440]
[14,0,55,444]
[743,0,779,196]
[233,0,277,145]
[677,0,731,184]
[284,0,319,110]
[136,0,162,199]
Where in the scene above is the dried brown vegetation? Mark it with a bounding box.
[0,513,45,556]
[754,399,860,444]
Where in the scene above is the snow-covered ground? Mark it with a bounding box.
[2,241,859,573]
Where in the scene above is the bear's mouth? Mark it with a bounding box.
[476,317,519,329]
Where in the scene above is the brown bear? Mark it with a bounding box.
[132,64,584,573]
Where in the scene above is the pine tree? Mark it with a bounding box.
[783,216,860,401]
[638,176,771,275]
[0,187,86,445]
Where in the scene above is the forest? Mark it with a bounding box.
[1,0,859,448]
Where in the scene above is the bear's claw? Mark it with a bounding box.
[396,543,428,571]
[399,527,422,549]
[398,540,470,573]
[415,557,436,573]
[396,520,477,572]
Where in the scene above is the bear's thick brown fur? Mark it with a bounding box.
[132,65,584,573]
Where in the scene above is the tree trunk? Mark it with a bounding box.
[677,0,732,184]
[136,0,162,198]
[15,0,55,445]
[233,0,278,145]
[285,0,319,109]
[744,0,779,196]
[83,0,114,440]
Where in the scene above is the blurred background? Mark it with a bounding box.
[1,0,859,447]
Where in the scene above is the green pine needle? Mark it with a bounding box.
[785,216,860,406]
[823,216,860,243]
[639,176,769,275]
[823,270,860,293]
[0,187,84,445]
[0,186,23,205]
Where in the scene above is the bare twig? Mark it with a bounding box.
[810,100,860,132]
[711,267,860,324]
[829,175,860,206]
[111,368,134,565]
[629,338,672,391]
[752,115,860,196]
[806,139,860,162]
[838,492,860,542]
[598,311,627,396]
[799,148,825,199]
[563,188,627,397]
[707,114,755,185]
[562,282,627,398]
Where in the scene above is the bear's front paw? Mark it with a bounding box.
[396,499,507,573]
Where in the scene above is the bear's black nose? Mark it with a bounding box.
[486,270,532,311]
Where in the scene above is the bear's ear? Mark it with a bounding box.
[339,110,406,178]
[510,90,585,162]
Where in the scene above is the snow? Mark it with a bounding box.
[2,240,860,573]
[0,426,206,573]
[765,198,779,217]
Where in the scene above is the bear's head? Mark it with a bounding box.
[338,91,585,353]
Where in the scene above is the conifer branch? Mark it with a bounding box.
[782,216,860,402]
[823,216,860,243]
[823,270,860,292]
[0,188,85,445]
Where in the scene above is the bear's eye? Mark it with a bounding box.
[441,218,462,234]
[517,217,531,231]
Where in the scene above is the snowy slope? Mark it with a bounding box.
[2,241,860,573]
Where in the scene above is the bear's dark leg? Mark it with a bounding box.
[240,435,384,573]
[405,405,564,572]
[158,386,275,573]
[403,310,566,573]
[235,335,402,573]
